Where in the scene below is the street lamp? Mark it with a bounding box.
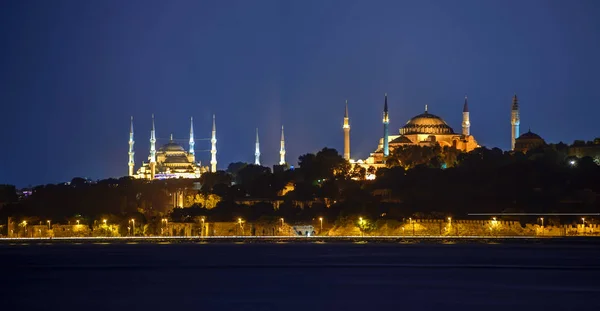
[76,220,80,225]
[130,219,135,236]
[47,220,51,230]
[319,217,323,231]
[103,219,107,225]
[447,217,452,223]
[201,217,205,237]
[539,217,544,236]
[238,218,243,235]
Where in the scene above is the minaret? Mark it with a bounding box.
[255,128,261,165]
[511,94,520,151]
[343,100,350,160]
[210,114,217,172]
[149,114,156,179]
[189,116,195,162]
[383,93,390,157]
[128,116,135,177]
[462,95,470,136]
[279,125,286,165]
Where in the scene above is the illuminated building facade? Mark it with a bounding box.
[350,95,479,169]
[131,116,210,180]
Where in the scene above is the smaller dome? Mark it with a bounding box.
[517,130,543,140]
[390,135,413,144]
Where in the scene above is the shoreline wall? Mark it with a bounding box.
[4,218,599,238]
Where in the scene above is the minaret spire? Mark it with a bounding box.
[343,100,350,161]
[210,114,217,172]
[189,116,195,162]
[128,116,135,177]
[255,128,261,165]
[462,95,470,136]
[510,94,520,151]
[382,93,390,158]
[279,125,286,165]
[149,114,156,179]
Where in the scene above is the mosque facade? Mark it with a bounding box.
[128,115,214,180]
[345,94,479,170]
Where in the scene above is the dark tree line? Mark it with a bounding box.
[1,145,599,230]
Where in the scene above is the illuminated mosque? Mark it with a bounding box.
[345,94,480,170]
[127,114,288,180]
[127,115,216,180]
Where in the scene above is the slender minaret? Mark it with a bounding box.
[210,114,217,172]
[255,128,261,165]
[462,95,470,136]
[343,100,350,160]
[279,125,286,165]
[189,117,195,162]
[383,93,390,157]
[511,94,520,151]
[149,114,156,179]
[128,116,135,177]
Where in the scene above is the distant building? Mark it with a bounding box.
[514,130,546,153]
[569,138,600,162]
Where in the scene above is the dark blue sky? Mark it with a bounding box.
[1,0,599,187]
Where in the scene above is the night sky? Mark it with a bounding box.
[1,0,599,187]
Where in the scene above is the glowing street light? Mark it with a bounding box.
[47,220,51,229]
[76,220,80,225]
[130,219,135,236]
[319,217,323,231]
[447,217,452,223]
[539,217,544,236]
[103,219,107,225]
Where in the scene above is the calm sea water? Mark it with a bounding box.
[2,238,599,310]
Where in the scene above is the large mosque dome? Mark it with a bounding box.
[159,142,186,152]
[400,110,455,135]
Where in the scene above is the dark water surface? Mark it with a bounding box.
[2,239,599,310]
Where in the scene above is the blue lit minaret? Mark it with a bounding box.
[189,117,195,162]
[128,116,135,177]
[149,114,156,179]
[511,94,520,151]
[255,128,261,165]
[279,125,286,165]
[383,93,390,157]
[210,114,217,172]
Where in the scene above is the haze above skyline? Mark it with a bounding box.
[1,0,600,187]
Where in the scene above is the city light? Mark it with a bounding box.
[103,219,107,225]
[319,217,323,231]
